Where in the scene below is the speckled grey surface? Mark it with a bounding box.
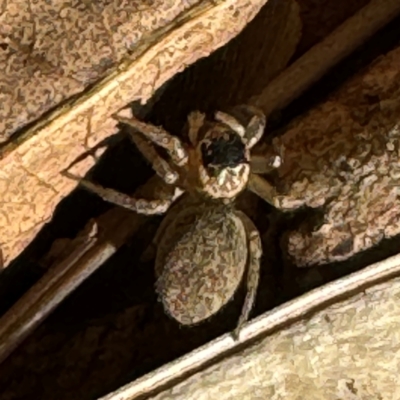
[152,274,400,399]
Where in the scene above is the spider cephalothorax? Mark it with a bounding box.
[197,122,251,200]
[200,129,248,169]
[64,104,281,339]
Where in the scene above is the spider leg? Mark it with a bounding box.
[250,153,282,175]
[62,171,184,215]
[214,111,245,137]
[114,114,188,167]
[128,129,179,185]
[247,173,279,208]
[187,110,206,145]
[219,105,266,149]
[250,137,284,174]
[240,105,266,149]
[233,210,262,339]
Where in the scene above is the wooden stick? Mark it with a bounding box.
[251,0,400,114]
[0,220,101,363]
[0,177,157,364]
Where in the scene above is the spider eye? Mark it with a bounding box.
[200,131,247,173]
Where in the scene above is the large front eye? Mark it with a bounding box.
[203,163,221,178]
[200,131,247,171]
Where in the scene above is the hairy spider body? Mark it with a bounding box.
[154,197,248,326]
[64,104,281,338]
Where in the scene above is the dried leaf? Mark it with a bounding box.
[269,41,400,266]
[142,266,400,400]
[0,0,269,268]
[0,0,201,142]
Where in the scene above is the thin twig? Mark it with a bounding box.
[1,0,400,370]
[251,0,400,113]
[0,176,160,364]
[0,220,100,363]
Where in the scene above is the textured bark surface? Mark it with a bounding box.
[269,43,400,266]
[0,0,198,142]
[0,0,269,268]
[149,273,400,400]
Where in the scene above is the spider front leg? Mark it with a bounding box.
[247,173,280,209]
[126,129,179,185]
[62,171,184,215]
[114,113,189,167]
[242,105,267,149]
[233,210,262,339]
[215,105,267,149]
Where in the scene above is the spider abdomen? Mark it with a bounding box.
[155,205,248,325]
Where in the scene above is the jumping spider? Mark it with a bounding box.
[64,105,281,339]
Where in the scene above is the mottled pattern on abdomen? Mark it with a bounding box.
[155,205,248,325]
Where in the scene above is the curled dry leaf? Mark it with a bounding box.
[138,265,400,400]
[0,0,271,268]
[269,43,400,266]
[0,0,200,142]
